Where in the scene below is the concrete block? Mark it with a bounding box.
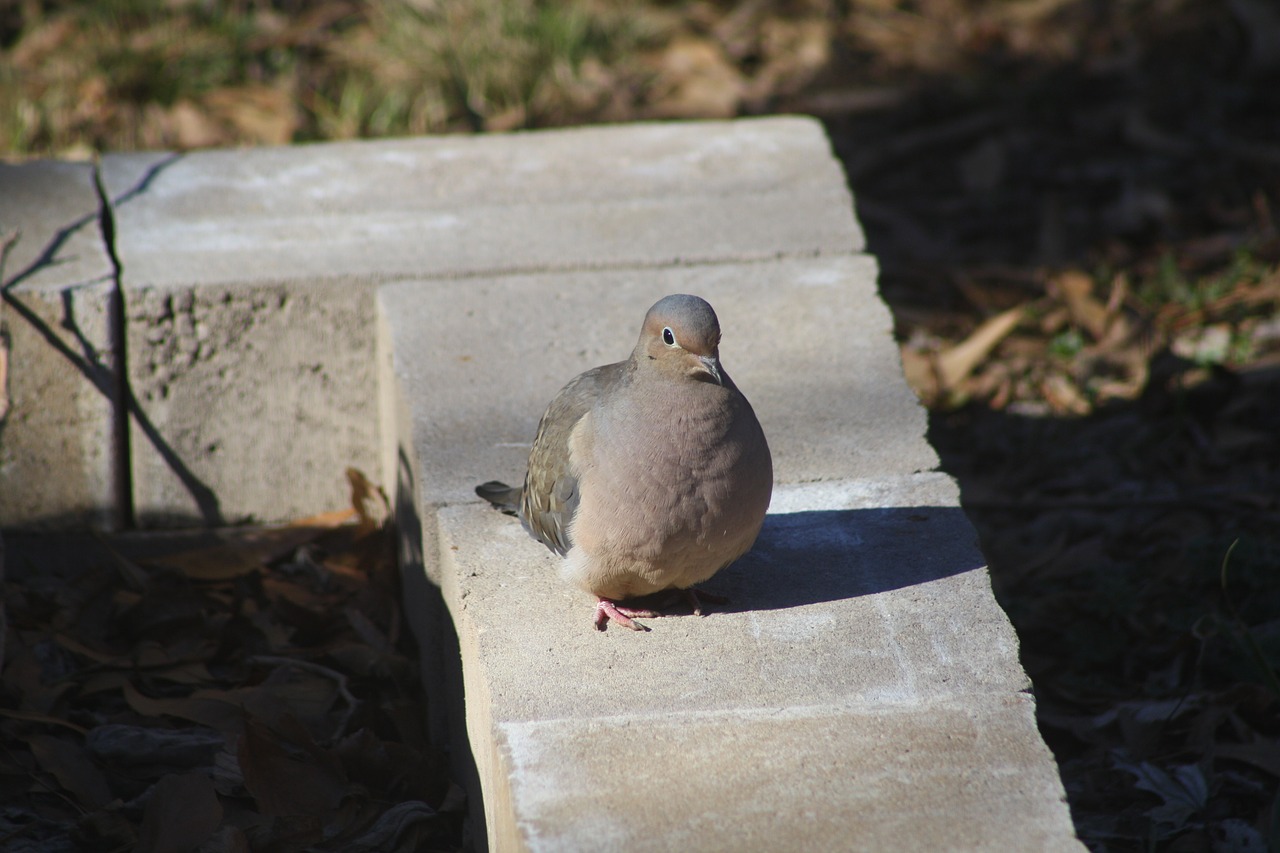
[101,117,858,290]
[0,160,120,528]
[496,696,1079,852]
[101,154,381,527]
[121,280,379,527]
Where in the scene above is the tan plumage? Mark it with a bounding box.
[476,294,772,631]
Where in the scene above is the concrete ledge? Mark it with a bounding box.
[0,161,120,529]
[101,120,861,290]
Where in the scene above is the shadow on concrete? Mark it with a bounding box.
[1,152,227,529]
[704,504,985,613]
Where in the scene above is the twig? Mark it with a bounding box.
[249,655,359,741]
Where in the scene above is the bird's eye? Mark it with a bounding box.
[662,327,676,346]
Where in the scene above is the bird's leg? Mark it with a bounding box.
[594,598,658,632]
[684,587,729,616]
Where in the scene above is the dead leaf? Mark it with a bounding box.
[137,772,223,853]
[1229,0,1280,71]
[123,682,247,734]
[647,37,744,119]
[899,344,939,404]
[202,84,299,146]
[1054,271,1110,340]
[0,708,88,735]
[3,477,450,849]
[165,99,226,149]
[197,824,251,853]
[149,510,356,581]
[343,800,441,852]
[28,734,114,809]
[958,137,1005,192]
[1041,373,1092,415]
[1114,756,1207,835]
[238,714,348,816]
[1215,738,1280,778]
[347,468,390,536]
[936,306,1025,390]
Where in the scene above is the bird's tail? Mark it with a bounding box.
[474,481,522,515]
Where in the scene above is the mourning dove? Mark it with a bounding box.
[476,294,773,631]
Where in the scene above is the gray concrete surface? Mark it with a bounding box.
[100,120,861,289]
[0,160,121,528]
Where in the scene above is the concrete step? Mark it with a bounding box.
[1,117,1083,850]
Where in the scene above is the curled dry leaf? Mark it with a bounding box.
[936,306,1025,392]
[1054,270,1110,341]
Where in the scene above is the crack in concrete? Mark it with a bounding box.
[92,163,135,529]
[92,152,228,528]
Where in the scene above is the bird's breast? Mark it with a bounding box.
[574,386,771,557]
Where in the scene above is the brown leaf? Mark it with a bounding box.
[28,734,114,809]
[936,306,1025,390]
[647,37,744,119]
[343,800,441,852]
[238,713,348,816]
[148,510,356,581]
[899,344,939,405]
[0,708,88,735]
[137,772,223,853]
[201,84,299,146]
[123,682,247,734]
[335,729,449,806]
[194,825,251,853]
[1054,270,1110,340]
[1041,373,1092,415]
[346,468,390,536]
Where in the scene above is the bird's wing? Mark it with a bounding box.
[520,361,626,555]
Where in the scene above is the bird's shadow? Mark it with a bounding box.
[697,505,985,613]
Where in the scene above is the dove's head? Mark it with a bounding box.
[636,294,724,385]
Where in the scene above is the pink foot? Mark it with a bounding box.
[594,598,658,632]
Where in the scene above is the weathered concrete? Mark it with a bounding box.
[100,155,381,527]
[101,120,860,290]
[0,160,120,529]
